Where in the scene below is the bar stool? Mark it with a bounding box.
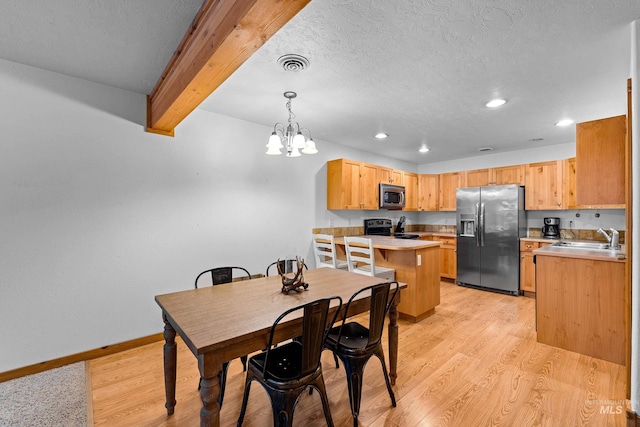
[344,236,395,281]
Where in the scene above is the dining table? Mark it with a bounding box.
[155,267,406,427]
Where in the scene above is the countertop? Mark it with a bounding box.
[334,235,441,250]
[533,243,626,263]
[520,237,560,243]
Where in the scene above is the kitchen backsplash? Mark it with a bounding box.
[312,224,625,243]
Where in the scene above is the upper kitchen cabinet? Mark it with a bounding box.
[491,164,525,186]
[378,166,404,186]
[403,172,419,211]
[464,169,490,187]
[463,165,525,187]
[575,115,626,206]
[564,157,625,209]
[418,174,439,211]
[525,160,564,210]
[327,159,379,210]
[439,171,464,211]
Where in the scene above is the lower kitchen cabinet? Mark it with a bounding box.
[431,234,456,280]
[519,240,553,295]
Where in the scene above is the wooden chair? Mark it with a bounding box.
[265,259,308,277]
[194,266,252,407]
[312,233,351,269]
[324,281,399,427]
[344,236,395,280]
[237,296,342,427]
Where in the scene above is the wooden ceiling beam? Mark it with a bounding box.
[146,0,311,136]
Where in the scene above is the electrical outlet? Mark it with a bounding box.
[417,254,422,266]
[329,219,334,228]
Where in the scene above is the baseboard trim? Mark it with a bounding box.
[0,333,164,383]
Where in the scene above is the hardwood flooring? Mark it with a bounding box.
[90,281,627,426]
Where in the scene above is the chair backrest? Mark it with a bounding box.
[263,296,342,379]
[266,258,308,277]
[312,233,339,268]
[344,236,375,275]
[194,266,251,288]
[337,281,399,348]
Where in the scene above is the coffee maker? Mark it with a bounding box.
[542,217,560,238]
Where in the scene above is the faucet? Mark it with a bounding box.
[597,228,620,249]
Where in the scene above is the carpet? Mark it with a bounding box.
[0,362,88,426]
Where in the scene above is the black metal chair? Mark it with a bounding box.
[237,296,342,427]
[194,266,252,288]
[194,266,252,407]
[324,281,400,427]
[265,259,308,277]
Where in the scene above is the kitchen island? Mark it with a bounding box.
[334,236,441,322]
[534,243,627,365]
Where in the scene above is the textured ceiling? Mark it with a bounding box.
[1,0,639,164]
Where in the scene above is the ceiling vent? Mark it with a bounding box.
[478,147,494,152]
[277,54,310,72]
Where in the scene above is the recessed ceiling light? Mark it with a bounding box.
[375,133,388,139]
[485,99,506,108]
[419,145,429,153]
[555,119,574,127]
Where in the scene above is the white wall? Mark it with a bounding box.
[0,59,417,372]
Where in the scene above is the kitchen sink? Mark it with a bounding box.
[553,240,612,250]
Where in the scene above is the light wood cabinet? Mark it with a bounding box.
[463,165,525,187]
[378,166,403,186]
[403,171,419,211]
[432,234,456,279]
[519,240,553,295]
[464,169,490,187]
[536,254,626,365]
[492,164,525,186]
[576,115,626,206]
[327,159,379,210]
[418,174,439,211]
[525,160,564,210]
[438,172,464,211]
[563,157,625,209]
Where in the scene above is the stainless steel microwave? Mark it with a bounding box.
[379,183,405,209]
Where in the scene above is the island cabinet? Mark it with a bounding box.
[535,250,626,365]
[418,174,439,211]
[334,237,441,323]
[525,160,564,210]
[327,159,379,210]
[439,171,464,211]
[575,115,626,206]
[422,234,456,279]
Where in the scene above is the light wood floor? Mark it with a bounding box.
[90,281,627,426]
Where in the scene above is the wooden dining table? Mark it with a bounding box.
[155,267,406,426]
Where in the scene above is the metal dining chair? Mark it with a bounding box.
[265,259,308,277]
[324,281,400,427]
[237,296,342,427]
[194,266,252,407]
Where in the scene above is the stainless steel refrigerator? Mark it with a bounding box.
[456,184,526,295]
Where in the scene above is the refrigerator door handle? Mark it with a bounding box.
[474,203,480,246]
[479,202,485,247]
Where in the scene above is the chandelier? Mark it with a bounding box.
[266,91,317,157]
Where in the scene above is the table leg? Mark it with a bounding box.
[198,353,222,427]
[388,293,399,385]
[162,313,177,415]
